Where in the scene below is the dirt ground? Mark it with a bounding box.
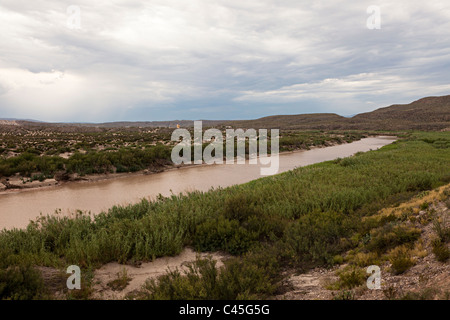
[92,248,228,300]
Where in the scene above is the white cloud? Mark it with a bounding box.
[235,72,450,114]
[0,67,200,121]
[0,0,449,121]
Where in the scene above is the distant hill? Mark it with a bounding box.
[0,119,228,133]
[1,95,449,131]
[95,120,227,128]
[347,95,450,130]
[224,95,450,130]
[225,113,347,130]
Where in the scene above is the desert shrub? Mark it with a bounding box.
[0,265,46,300]
[389,246,415,275]
[243,215,286,242]
[217,257,278,299]
[193,217,256,255]
[331,255,344,265]
[140,266,214,300]
[330,267,366,290]
[404,172,436,192]
[138,255,278,300]
[432,239,450,262]
[284,211,354,266]
[350,251,381,267]
[365,224,421,254]
[430,217,450,262]
[433,218,450,243]
[107,268,132,291]
[223,193,262,222]
[419,202,430,210]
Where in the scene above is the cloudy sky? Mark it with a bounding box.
[0,0,449,122]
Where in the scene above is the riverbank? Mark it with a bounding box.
[1,129,372,191]
[0,136,397,230]
[0,136,369,195]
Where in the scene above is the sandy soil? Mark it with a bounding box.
[0,176,59,190]
[92,248,228,300]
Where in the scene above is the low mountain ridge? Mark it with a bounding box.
[1,95,449,131]
[343,95,450,131]
[228,95,450,130]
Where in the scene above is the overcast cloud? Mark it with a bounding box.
[0,0,449,122]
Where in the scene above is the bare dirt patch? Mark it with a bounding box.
[92,248,228,300]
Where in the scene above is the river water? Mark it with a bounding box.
[0,136,396,230]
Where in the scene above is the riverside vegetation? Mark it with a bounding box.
[0,127,365,183]
[0,131,449,299]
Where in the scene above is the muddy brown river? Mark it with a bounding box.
[0,136,396,230]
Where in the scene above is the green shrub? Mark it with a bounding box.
[365,224,421,254]
[330,267,366,290]
[244,215,286,242]
[0,265,46,300]
[193,217,256,255]
[223,193,262,222]
[432,239,450,262]
[107,268,132,291]
[389,246,415,275]
[419,202,429,210]
[137,255,278,300]
[285,211,354,266]
[433,218,450,243]
[218,257,277,299]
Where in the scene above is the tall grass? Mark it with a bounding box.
[0,131,449,299]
